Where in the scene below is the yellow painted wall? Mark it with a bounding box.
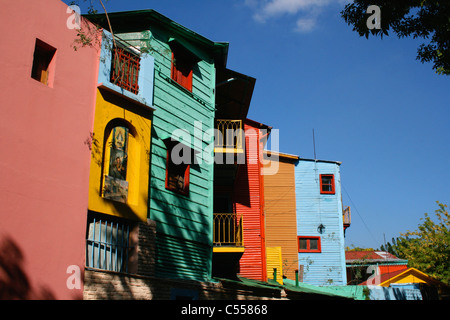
[266,247,283,285]
[88,88,152,222]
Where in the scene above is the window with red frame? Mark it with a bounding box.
[171,51,193,92]
[320,174,335,194]
[110,45,140,94]
[165,149,190,195]
[298,236,321,253]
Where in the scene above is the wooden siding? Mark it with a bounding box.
[145,23,217,281]
[234,122,266,282]
[295,159,347,286]
[263,155,299,280]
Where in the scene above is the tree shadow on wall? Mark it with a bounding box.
[0,235,55,300]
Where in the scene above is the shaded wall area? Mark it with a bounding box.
[0,235,56,299]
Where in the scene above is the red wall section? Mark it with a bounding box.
[379,265,408,275]
[234,121,267,281]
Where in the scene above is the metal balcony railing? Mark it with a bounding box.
[214,119,243,153]
[213,213,243,247]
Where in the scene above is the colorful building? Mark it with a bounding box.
[86,18,155,278]
[263,153,350,286]
[85,8,227,284]
[295,158,348,286]
[263,151,299,282]
[84,9,280,299]
[1,0,367,300]
[0,0,99,299]
[361,267,450,300]
[346,251,409,285]
[211,71,257,279]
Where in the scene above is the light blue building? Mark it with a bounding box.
[294,158,347,286]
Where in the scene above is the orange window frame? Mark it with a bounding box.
[170,52,193,92]
[298,236,321,253]
[320,174,335,194]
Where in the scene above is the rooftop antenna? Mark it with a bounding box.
[313,129,317,160]
[313,128,322,231]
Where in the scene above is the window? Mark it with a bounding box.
[298,236,321,253]
[103,126,129,203]
[110,45,140,94]
[165,148,190,195]
[86,213,135,273]
[320,174,335,194]
[171,51,193,92]
[31,39,56,86]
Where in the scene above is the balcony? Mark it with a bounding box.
[343,206,351,235]
[213,213,244,253]
[214,119,244,154]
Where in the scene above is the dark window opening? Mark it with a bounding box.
[165,149,190,195]
[298,236,321,253]
[171,51,193,92]
[31,39,56,86]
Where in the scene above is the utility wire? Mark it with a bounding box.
[342,184,380,247]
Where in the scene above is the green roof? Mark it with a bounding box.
[83,9,229,67]
[282,279,365,300]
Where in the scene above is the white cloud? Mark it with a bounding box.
[245,0,350,32]
[294,17,317,33]
[261,0,330,17]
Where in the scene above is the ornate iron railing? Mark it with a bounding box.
[214,119,243,152]
[110,45,141,94]
[213,213,243,246]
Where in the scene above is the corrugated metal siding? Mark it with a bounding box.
[263,157,298,280]
[155,234,211,280]
[266,247,283,284]
[295,160,347,286]
[234,123,266,281]
[147,25,215,281]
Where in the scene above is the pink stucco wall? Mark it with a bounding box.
[0,0,99,299]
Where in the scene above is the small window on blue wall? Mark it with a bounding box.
[320,174,335,194]
[298,236,321,253]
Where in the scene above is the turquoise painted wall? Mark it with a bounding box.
[145,22,217,281]
[294,159,347,286]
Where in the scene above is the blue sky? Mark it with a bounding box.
[71,0,450,249]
